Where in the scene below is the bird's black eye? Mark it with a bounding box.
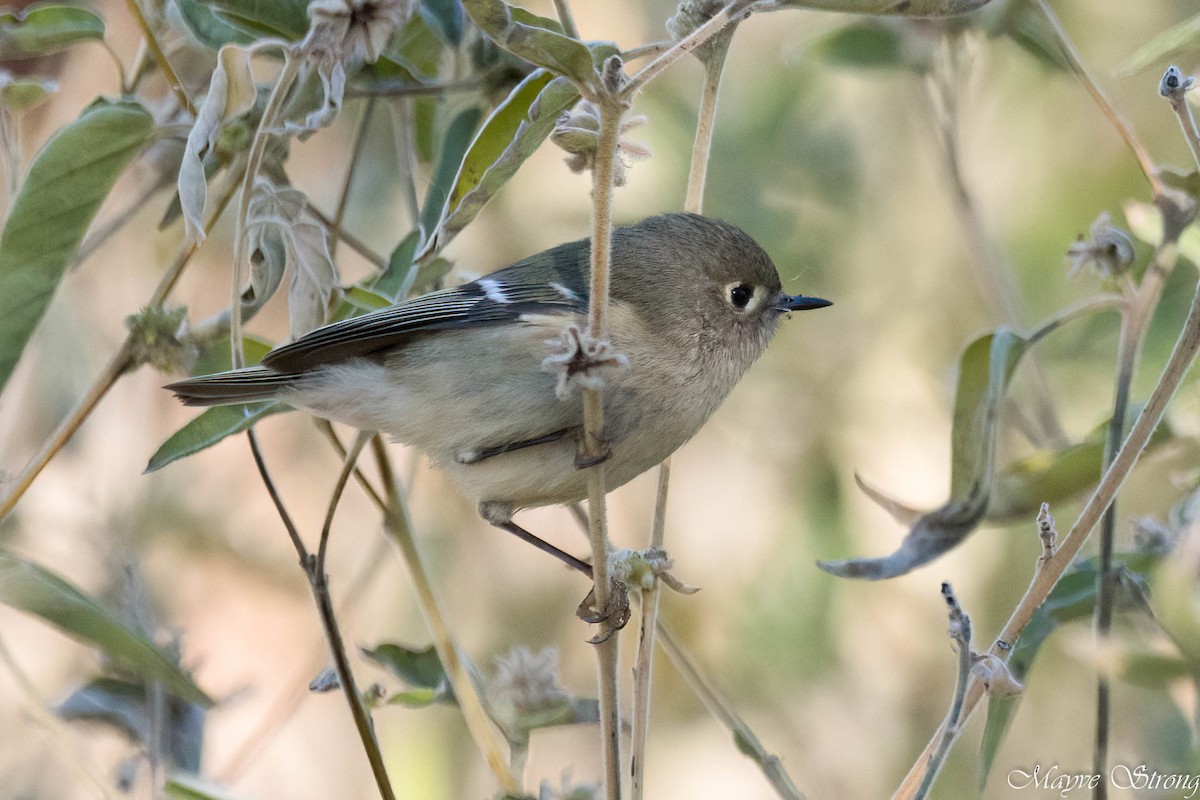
[730,284,753,309]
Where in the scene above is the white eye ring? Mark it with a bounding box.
[725,282,762,312]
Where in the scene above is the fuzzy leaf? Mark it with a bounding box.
[439,73,579,244]
[145,402,288,472]
[461,0,595,83]
[179,45,257,243]
[175,0,256,48]
[0,553,212,707]
[0,75,57,112]
[822,330,1030,579]
[0,5,105,58]
[0,99,153,390]
[199,0,311,41]
[421,107,484,237]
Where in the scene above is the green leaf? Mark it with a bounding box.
[512,696,599,734]
[362,643,450,691]
[1117,651,1196,689]
[811,23,905,70]
[1115,10,1200,77]
[421,107,484,237]
[165,774,246,800]
[189,335,274,379]
[385,13,445,80]
[461,0,596,83]
[0,5,105,58]
[987,412,1172,522]
[373,229,422,300]
[821,330,1030,579]
[199,0,311,41]
[421,0,466,44]
[979,695,1021,793]
[386,687,443,707]
[0,75,58,113]
[175,0,257,48]
[440,72,579,242]
[0,99,154,391]
[145,402,288,473]
[0,552,212,707]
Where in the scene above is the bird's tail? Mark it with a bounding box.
[166,366,297,406]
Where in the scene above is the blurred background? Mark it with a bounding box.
[2,0,1200,797]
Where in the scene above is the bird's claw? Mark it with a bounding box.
[576,580,631,643]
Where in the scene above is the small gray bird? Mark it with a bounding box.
[168,213,829,571]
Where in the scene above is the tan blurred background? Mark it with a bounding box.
[2,0,1199,797]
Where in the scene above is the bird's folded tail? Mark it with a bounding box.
[166,367,297,406]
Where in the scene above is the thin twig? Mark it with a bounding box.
[657,623,804,799]
[1032,0,1163,197]
[230,52,301,368]
[371,438,521,795]
[895,274,1200,798]
[685,47,731,214]
[390,100,423,233]
[921,41,1065,445]
[582,72,627,800]
[215,532,391,782]
[632,34,732,793]
[631,461,670,800]
[346,76,485,97]
[622,0,755,97]
[123,0,195,117]
[305,204,389,271]
[0,162,245,522]
[914,583,973,800]
[1091,238,1181,795]
[1160,67,1200,172]
[245,430,397,800]
[316,431,373,577]
[553,0,580,39]
[329,99,377,261]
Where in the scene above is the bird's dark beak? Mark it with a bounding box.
[775,292,832,313]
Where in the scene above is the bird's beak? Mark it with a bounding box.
[775,292,832,313]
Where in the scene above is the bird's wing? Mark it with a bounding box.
[263,242,590,372]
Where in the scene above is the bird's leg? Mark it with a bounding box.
[453,427,578,465]
[478,502,630,639]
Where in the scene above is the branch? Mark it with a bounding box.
[895,273,1200,798]
[1033,0,1163,198]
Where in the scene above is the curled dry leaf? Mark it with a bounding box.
[178,45,256,243]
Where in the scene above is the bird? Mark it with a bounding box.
[168,212,830,575]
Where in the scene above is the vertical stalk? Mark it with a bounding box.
[230,53,301,368]
[372,439,521,795]
[583,91,625,798]
[632,32,732,798]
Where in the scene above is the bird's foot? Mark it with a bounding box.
[576,580,631,643]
